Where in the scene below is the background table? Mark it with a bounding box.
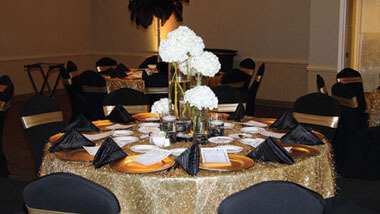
[104,76,145,94]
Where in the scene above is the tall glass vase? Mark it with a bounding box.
[192,107,209,145]
[168,63,191,119]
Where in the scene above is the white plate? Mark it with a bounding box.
[240,127,264,134]
[113,136,139,147]
[215,145,243,154]
[208,136,234,144]
[83,130,114,141]
[224,122,235,129]
[138,127,160,134]
[239,138,265,148]
[240,120,268,127]
[228,133,252,139]
[105,124,134,130]
[170,148,187,156]
[130,145,159,153]
[112,130,133,137]
[138,122,160,127]
[145,117,160,121]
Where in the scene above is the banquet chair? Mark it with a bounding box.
[0,75,14,177]
[245,63,265,116]
[332,82,380,179]
[95,57,117,72]
[23,172,120,214]
[336,68,368,126]
[138,55,159,69]
[218,181,326,214]
[103,88,150,115]
[79,70,107,121]
[293,92,340,142]
[213,86,247,112]
[220,58,256,89]
[317,74,328,95]
[20,96,65,173]
[61,61,86,123]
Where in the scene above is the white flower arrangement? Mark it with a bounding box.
[184,86,218,110]
[189,51,221,77]
[158,26,205,63]
[151,98,170,115]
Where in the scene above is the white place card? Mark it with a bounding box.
[240,120,267,127]
[200,148,230,165]
[258,129,286,139]
[83,130,114,141]
[284,147,292,152]
[131,149,171,166]
[105,123,134,130]
[83,146,100,156]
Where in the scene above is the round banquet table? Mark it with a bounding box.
[39,118,336,214]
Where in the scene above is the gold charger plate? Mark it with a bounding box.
[92,120,115,130]
[280,143,320,159]
[49,133,64,143]
[132,112,159,121]
[251,117,276,125]
[110,155,174,173]
[209,112,230,120]
[199,154,254,172]
[55,148,94,161]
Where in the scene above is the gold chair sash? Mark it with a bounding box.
[0,100,11,111]
[145,87,168,94]
[103,105,149,116]
[331,95,358,108]
[21,111,63,129]
[217,103,246,113]
[62,71,80,86]
[26,205,75,214]
[319,86,328,94]
[254,75,262,82]
[238,66,254,75]
[221,81,245,88]
[337,77,362,84]
[96,65,116,72]
[82,85,107,93]
[293,112,339,128]
[0,85,7,92]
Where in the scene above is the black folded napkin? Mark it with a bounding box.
[99,67,113,76]
[110,63,128,78]
[142,71,148,80]
[106,105,136,123]
[228,103,245,122]
[247,137,294,164]
[280,124,323,145]
[49,130,95,153]
[93,138,127,169]
[269,111,299,130]
[115,63,130,72]
[175,143,200,176]
[64,114,100,132]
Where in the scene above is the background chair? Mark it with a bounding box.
[23,172,120,214]
[293,92,340,142]
[95,57,117,72]
[245,63,265,116]
[218,181,326,214]
[20,96,65,173]
[317,74,328,95]
[220,58,255,89]
[103,88,150,115]
[61,61,86,123]
[0,75,14,177]
[79,70,107,121]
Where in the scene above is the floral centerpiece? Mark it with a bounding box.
[151,98,170,116]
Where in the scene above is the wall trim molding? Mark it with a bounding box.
[307,64,338,73]
[236,56,308,65]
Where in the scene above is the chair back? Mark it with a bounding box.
[218,181,326,214]
[103,88,150,115]
[96,57,117,72]
[245,63,265,116]
[0,75,14,177]
[79,70,107,121]
[23,172,120,214]
[293,93,340,141]
[212,86,246,112]
[20,96,65,173]
[316,74,328,95]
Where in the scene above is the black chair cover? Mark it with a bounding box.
[218,181,326,214]
[317,74,328,95]
[79,70,107,121]
[221,58,255,90]
[20,96,65,173]
[103,88,149,106]
[245,63,265,116]
[96,57,117,67]
[23,172,120,214]
[212,86,246,105]
[0,75,13,177]
[293,93,340,142]
[332,83,380,179]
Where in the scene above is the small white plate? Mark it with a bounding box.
[145,117,160,121]
[228,133,252,139]
[139,122,160,127]
[240,120,268,127]
[215,145,243,154]
[208,136,234,144]
[240,127,264,134]
[130,145,159,153]
[113,136,139,147]
[224,122,235,129]
[239,138,265,148]
[112,130,133,137]
[138,127,160,134]
[170,148,187,156]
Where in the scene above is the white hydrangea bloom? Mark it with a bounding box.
[151,98,170,115]
[184,86,218,110]
[189,51,221,77]
[158,39,188,63]
[178,59,194,75]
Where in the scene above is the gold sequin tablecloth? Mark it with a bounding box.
[40,123,336,214]
[368,89,380,127]
[104,76,145,93]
